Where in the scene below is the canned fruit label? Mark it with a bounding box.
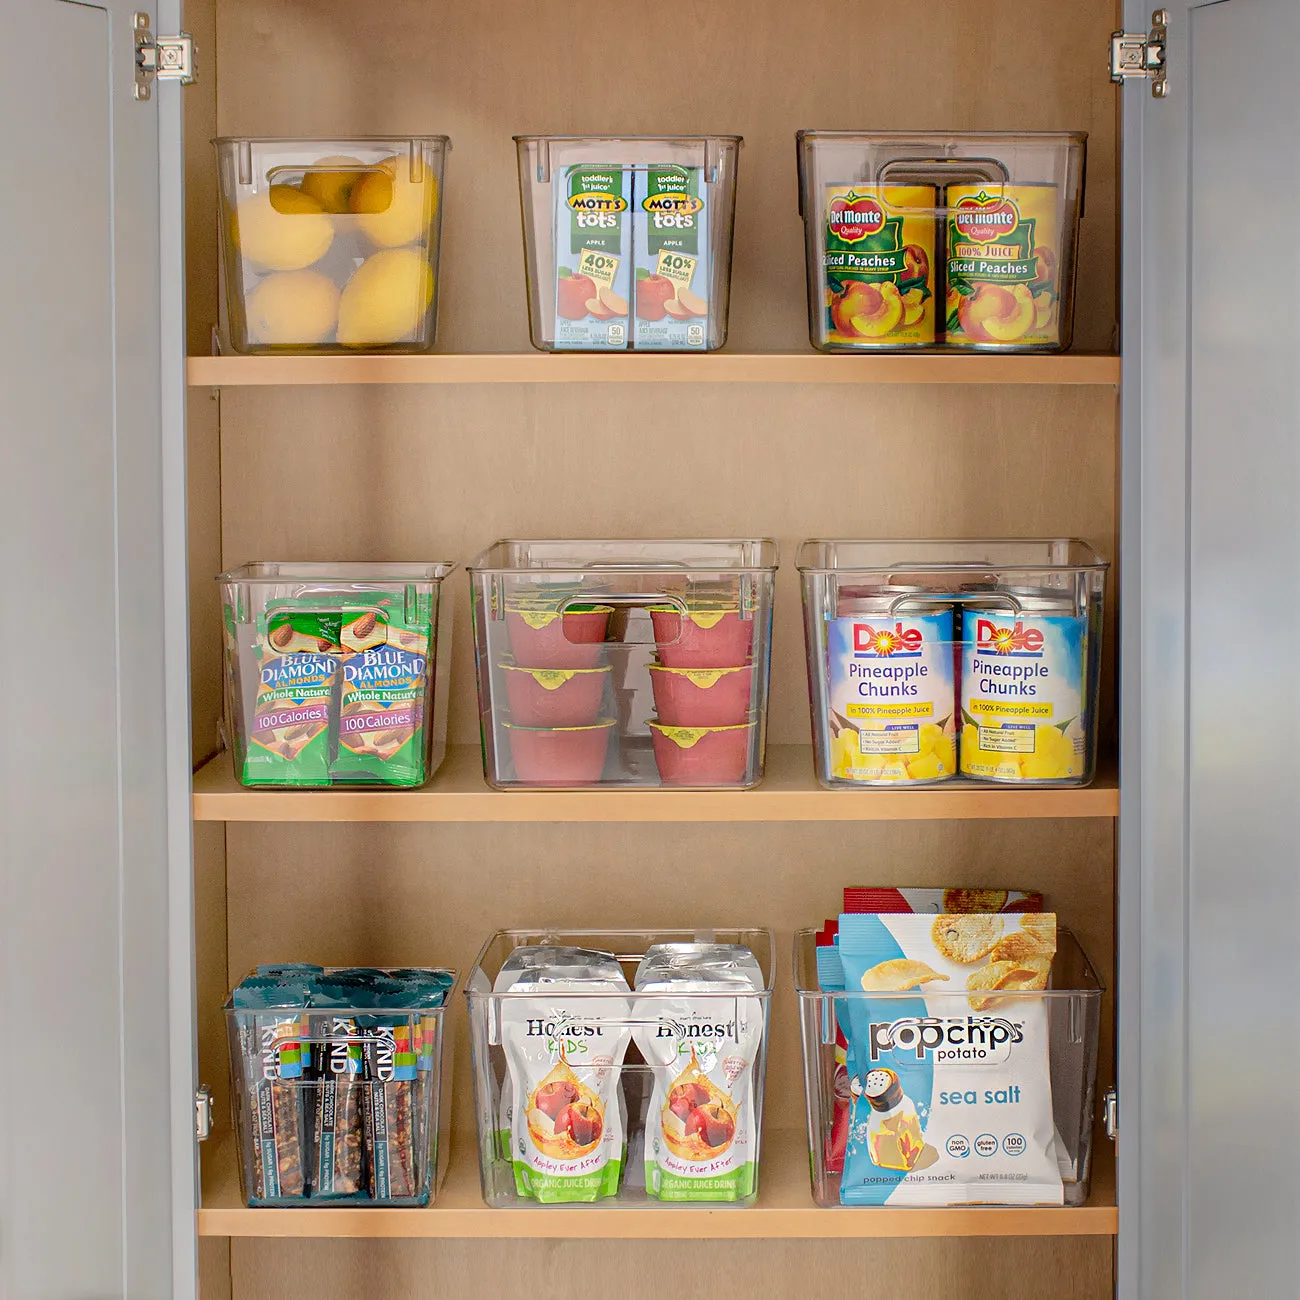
[945,185,1060,347]
[959,613,1086,782]
[819,185,935,347]
[826,611,956,783]
[554,166,632,350]
[633,166,710,350]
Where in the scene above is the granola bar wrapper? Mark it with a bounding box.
[310,1002,366,1199]
[360,1008,423,1203]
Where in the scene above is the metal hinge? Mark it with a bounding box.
[1103,1086,1118,1141]
[134,12,196,100]
[195,1084,213,1142]
[1110,8,1168,97]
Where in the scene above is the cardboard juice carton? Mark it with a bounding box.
[553,165,632,350]
[632,165,710,350]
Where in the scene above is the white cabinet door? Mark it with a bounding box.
[0,2,195,1297]
[1120,0,1300,1294]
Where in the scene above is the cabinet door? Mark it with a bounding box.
[1121,0,1300,1294]
[0,2,195,1297]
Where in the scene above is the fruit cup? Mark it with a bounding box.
[649,721,756,786]
[650,606,754,669]
[506,604,612,670]
[503,719,616,785]
[648,664,753,727]
[500,661,611,728]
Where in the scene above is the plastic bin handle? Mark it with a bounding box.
[877,154,1010,199]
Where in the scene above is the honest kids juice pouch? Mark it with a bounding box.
[837,912,1062,1205]
[632,166,710,350]
[553,165,632,350]
[632,944,765,1202]
[817,185,935,349]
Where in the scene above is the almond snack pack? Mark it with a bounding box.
[833,911,1062,1205]
[632,943,765,1202]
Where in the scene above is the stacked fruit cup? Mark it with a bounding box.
[217,138,448,354]
[646,599,758,786]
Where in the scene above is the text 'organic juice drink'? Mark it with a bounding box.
[633,166,710,349]
[944,184,1061,348]
[959,589,1088,782]
[818,185,935,348]
[825,589,956,784]
[553,166,632,350]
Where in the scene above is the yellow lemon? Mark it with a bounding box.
[232,187,333,271]
[244,270,340,346]
[906,751,945,782]
[300,155,366,213]
[336,249,434,348]
[350,157,438,247]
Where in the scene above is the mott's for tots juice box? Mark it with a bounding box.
[944,184,1061,348]
[959,591,1087,783]
[553,166,632,350]
[819,185,935,348]
[826,592,956,784]
[633,166,710,349]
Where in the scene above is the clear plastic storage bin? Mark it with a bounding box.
[795,927,1102,1207]
[217,137,448,354]
[795,132,1086,352]
[225,971,454,1207]
[466,929,775,1207]
[515,136,741,352]
[798,540,1107,789]
[468,540,777,788]
[219,562,455,788]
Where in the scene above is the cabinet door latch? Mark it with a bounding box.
[134,12,196,100]
[195,1084,213,1143]
[1103,1086,1118,1141]
[1110,9,1168,97]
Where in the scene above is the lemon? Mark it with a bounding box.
[245,270,340,346]
[300,155,366,213]
[232,187,333,271]
[337,249,434,348]
[350,158,438,247]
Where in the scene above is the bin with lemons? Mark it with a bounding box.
[217,137,448,353]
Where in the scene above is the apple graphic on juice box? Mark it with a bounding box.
[636,273,676,321]
[557,270,597,320]
[534,1079,580,1120]
[686,1101,736,1149]
[668,1080,711,1122]
[554,1100,603,1148]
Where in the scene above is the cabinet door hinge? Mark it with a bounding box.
[195,1084,213,1143]
[1111,8,1168,97]
[134,12,196,100]
[1103,1085,1118,1140]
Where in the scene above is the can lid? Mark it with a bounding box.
[862,1068,905,1112]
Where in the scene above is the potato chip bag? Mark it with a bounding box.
[836,912,1062,1205]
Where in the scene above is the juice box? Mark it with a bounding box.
[944,183,1061,348]
[553,165,632,350]
[632,165,709,350]
[818,184,935,348]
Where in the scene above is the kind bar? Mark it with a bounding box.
[836,912,1060,1206]
[361,1015,421,1201]
[243,599,342,787]
[843,887,1044,914]
[311,1003,366,1199]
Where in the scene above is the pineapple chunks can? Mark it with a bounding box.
[826,590,957,784]
[959,589,1087,782]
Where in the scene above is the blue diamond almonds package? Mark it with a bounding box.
[835,912,1062,1205]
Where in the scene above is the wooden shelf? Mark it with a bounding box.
[186,352,1120,388]
[192,745,1118,823]
[198,1128,1116,1239]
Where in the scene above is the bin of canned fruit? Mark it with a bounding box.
[469,540,777,788]
[466,929,774,1205]
[797,540,1107,787]
[225,964,455,1207]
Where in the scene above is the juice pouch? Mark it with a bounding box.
[824,594,956,784]
[633,166,709,350]
[958,592,1088,783]
[837,912,1062,1206]
[243,599,343,787]
[498,952,631,1202]
[944,184,1061,348]
[332,592,434,786]
[632,944,764,1202]
[553,165,632,350]
[818,185,935,348]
